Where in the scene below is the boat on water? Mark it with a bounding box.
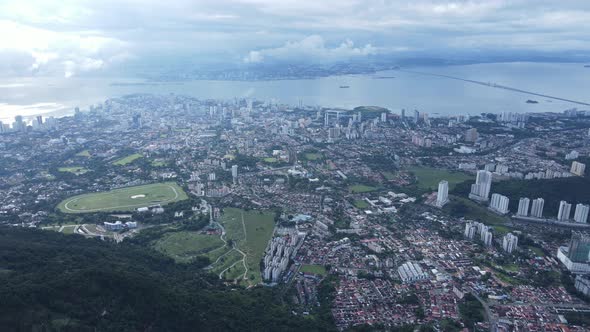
[339,85,350,88]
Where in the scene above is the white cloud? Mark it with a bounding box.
[244,35,377,63]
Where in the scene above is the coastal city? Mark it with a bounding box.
[1,94,590,331]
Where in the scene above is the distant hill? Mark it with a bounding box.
[0,227,333,332]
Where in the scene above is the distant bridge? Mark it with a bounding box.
[398,69,590,106]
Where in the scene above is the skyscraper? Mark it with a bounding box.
[558,201,572,221]
[231,165,238,184]
[530,198,545,218]
[557,232,590,273]
[571,161,586,176]
[517,197,530,217]
[489,193,509,214]
[436,180,449,207]
[464,222,477,239]
[413,110,419,123]
[502,233,518,253]
[465,128,479,142]
[469,170,492,202]
[574,203,589,223]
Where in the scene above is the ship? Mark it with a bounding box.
[339,85,350,88]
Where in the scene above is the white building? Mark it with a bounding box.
[464,222,477,239]
[530,198,545,218]
[517,197,530,217]
[489,193,509,214]
[398,261,428,283]
[436,180,449,207]
[558,200,572,221]
[574,203,590,223]
[571,161,586,176]
[502,233,518,254]
[565,150,579,160]
[104,221,124,231]
[469,170,492,202]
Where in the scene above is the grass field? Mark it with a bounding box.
[58,167,89,175]
[113,153,143,165]
[353,199,369,209]
[75,150,91,157]
[151,160,167,167]
[408,166,472,191]
[57,182,188,213]
[381,171,396,180]
[303,153,322,161]
[217,208,275,285]
[154,231,224,263]
[300,264,327,276]
[445,196,510,228]
[349,184,378,193]
[263,157,278,163]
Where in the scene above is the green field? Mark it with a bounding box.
[300,264,327,276]
[381,171,396,180]
[57,182,188,213]
[113,153,143,165]
[303,153,322,161]
[353,199,369,209]
[445,196,510,228]
[75,150,91,157]
[58,167,89,175]
[349,184,378,193]
[216,208,275,285]
[263,157,278,163]
[151,160,167,167]
[154,231,224,263]
[408,166,473,191]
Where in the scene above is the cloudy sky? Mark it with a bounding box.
[1,0,590,77]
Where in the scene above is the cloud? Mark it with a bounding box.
[243,35,377,63]
[0,0,590,76]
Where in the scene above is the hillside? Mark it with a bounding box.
[0,227,333,332]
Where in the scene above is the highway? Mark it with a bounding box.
[399,69,590,106]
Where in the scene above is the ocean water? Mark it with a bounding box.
[0,62,589,123]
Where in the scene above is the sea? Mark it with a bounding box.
[1,62,589,123]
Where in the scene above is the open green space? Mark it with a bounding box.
[154,231,224,263]
[113,153,143,166]
[151,160,167,167]
[75,150,91,157]
[218,208,275,285]
[381,171,396,180]
[349,184,379,194]
[263,157,278,163]
[501,263,519,272]
[300,264,327,276]
[58,167,89,175]
[445,196,510,228]
[353,199,369,209]
[408,166,473,192]
[526,246,545,257]
[57,182,188,213]
[303,153,322,161]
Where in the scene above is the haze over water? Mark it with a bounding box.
[1,62,589,123]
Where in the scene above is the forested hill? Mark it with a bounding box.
[0,227,333,332]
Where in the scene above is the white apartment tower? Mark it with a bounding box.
[469,170,492,202]
[502,233,519,253]
[489,193,509,214]
[574,204,589,224]
[436,180,449,207]
[517,197,530,217]
[558,200,572,221]
[530,198,545,218]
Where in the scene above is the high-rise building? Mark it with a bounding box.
[469,170,492,202]
[489,193,509,214]
[481,228,493,246]
[436,180,449,207]
[231,165,238,184]
[558,200,572,221]
[413,110,420,123]
[571,161,586,176]
[401,109,406,120]
[502,233,518,253]
[464,222,477,239]
[380,112,387,122]
[484,163,496,172]
[517,197,530,217]
[530,198,545,218]
[465,128,479,142]
[557,232,590,273]
[574,203,589,223]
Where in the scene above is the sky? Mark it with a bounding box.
[1,0,590,77]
